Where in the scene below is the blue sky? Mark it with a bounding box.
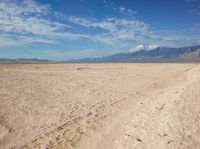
[0,0,200,60]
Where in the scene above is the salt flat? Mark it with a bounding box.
[0,63,200,149]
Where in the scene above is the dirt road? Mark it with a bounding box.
[0,64,200,149]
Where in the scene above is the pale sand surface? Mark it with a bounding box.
[0,63,200,149]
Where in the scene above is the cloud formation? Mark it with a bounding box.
[129,44,159,52]
[118,7,137,16]
[67,16,150,47]
[67,16,195,49]
[0,0,198,51]
[0,0,87,47]
[129,44,145,52]
[148,44,160,50]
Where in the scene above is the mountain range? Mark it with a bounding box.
[0,58,52,63]
[71,45,200,63]
[1,45,200,63]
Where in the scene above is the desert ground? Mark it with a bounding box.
[0,63,200,149]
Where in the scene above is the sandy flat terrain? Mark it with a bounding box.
[0,63,200,149]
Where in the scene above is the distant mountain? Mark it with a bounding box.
[71,45,200,63]
[0,58,53,63]
[1,45,200,63]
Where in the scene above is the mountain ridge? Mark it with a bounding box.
[1,45,200,63]
[71,45,200,63]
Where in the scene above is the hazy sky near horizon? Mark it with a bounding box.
[0,0,200,60]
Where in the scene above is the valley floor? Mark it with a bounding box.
[0,63,200,149]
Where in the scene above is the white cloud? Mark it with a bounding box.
[66,15,198,49]
[129,44,161,52]
[148,44,159,50]
[1,0,150,48]
[0,34,58,47]
[0,0,87,47]
[0,0,198,50]
[118,7,137,16]
[101,0,137,17]
[129,44,145,52]
[68,17,118,32]
[67,16,150,47]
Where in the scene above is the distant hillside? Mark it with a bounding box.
[71,45,200,63]
[1,45,200,63]
[0,58,53,63]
